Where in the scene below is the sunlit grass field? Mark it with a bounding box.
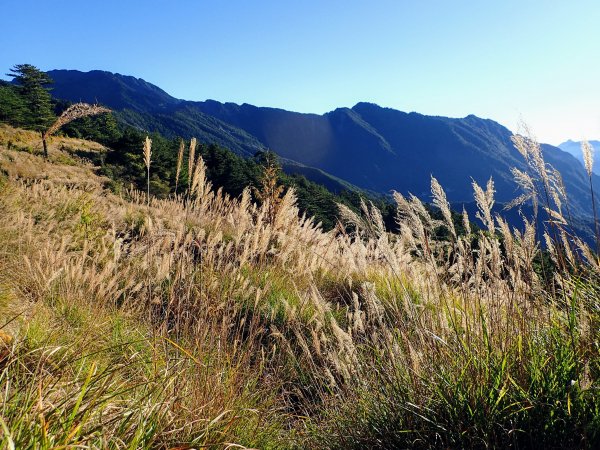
[0,124,598,448]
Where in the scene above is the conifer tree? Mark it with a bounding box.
[7,64,54,130]
[7,64,55,156]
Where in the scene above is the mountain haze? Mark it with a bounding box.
[559,140,600,175]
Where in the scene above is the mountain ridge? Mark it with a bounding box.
[45,69,600,229]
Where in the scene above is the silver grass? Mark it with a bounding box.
[143,136,152,170]
[511,134,529,159]
[45,103,111,138]
[543,231,557,264]
[188,137,197,190]
[506,167,537,214]
[462,207,471,235]
[582,140,595,178]
[190,154,210,198]
[472,178,495,232]
[559,229,575,266]
[574,237,599,272]
[175,139,184,193]
[431,176,456,239]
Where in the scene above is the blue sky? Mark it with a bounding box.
[2,0,599,144]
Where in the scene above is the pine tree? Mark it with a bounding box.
[7,64,55,156]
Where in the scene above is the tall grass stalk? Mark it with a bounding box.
[143,136,152,207]
[582,140,600,253]
[174,138,184,195]
[187,137,197,196]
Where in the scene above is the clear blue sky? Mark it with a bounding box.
[2,0,599,145]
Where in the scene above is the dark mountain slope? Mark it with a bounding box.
[45,69,600,224]
[47,69,369,195]
[48,70,179,112]
[115,107,265,157]
[47,70,266,157]
[194,99,600,220]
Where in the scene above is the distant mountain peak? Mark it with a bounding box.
[352,101,382,109]
[46,69,179,113]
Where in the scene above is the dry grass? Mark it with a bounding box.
[0,124,108,186]
[44,103,111,138]
[0,123,106,154]
[0,124,598,448]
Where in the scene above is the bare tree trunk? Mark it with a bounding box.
[41,131,48,159]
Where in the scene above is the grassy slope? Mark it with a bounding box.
[0,126,285,448]
[0,125,599,449]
